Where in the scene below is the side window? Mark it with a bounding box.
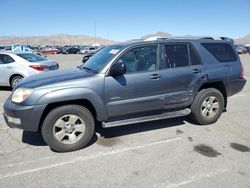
[164,44,189,68]
[0,54,15,64]
[201,43,237,62]
[117,46,157,73]
[189,45,202,65]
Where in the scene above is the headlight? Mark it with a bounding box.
[12,88,33,103]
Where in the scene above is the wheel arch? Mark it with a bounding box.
[38,99,98,132]
[9,74,24,86]
[198,81,227,109]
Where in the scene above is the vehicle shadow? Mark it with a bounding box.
[21,131,98,148]
[21,116,194,148]
[0,86,12,91]
[22,131,46,146]
[96,116,189,138]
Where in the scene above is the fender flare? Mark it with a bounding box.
[35,87,108,121]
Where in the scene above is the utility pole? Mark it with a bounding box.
[94,21,96,45]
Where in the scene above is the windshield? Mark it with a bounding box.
[17,53,47,62]
[81,45,123,73]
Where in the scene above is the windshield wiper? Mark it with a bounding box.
[78,66,98,74]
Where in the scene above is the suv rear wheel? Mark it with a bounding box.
[41,105,95,152]
[191,88,224,125]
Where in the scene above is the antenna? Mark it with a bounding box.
[94,21,96,44]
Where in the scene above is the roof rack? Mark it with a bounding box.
[143,35,234,44]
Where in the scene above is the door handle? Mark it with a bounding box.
[192,69,201,74]
[150,74,161,79]
[7,66,13,69]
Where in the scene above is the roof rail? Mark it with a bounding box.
[142,35,234,44]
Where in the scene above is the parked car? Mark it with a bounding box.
[41,47,60,55]
[245,46,250,54]
[57,46,69,54]
[234,45,248,54]
[0,52,59,88]
[66,47,80,54]
[80,47,98,55]
[3,37,246,152]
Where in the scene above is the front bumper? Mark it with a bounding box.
[3,98,46,132]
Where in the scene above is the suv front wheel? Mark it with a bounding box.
[191,88,224,125]
[41,105,95,152]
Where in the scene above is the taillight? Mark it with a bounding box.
[240,62,244,78]
[29,65,48,71]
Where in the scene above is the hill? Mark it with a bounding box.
[0,34,116,46]
[235,34,250,44]
[141,32,172,39]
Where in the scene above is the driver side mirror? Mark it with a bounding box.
[109,62,127,76]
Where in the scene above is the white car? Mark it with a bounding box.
[0,52,59,88]
[79,47,98,55]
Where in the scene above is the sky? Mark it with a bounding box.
[0,0,250,41]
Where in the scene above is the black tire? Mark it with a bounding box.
[190,88,224,125]
[41,105,95,152]
[10,75,23,88]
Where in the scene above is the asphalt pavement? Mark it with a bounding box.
[0,54,250,188]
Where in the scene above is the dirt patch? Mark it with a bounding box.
[187,137,193,142]
[133,171,139,176]
[194,144,221,157]
[176,129,184,135]
[97,137,121,147]
[230,143,250,152]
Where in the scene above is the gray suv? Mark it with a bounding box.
[3,38,246,152]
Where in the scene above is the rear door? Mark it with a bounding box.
[104,44,165,120]
[0,54,16,86]
[159,43,203,109]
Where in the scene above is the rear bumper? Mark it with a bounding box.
[3,98,46,132]
[227,78,247,97]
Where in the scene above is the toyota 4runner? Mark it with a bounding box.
[3,37,246,152]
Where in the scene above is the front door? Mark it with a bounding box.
[104,45,165,120]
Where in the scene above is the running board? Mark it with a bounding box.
[103,108,191,128]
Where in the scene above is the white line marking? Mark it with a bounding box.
[0,137,182,179]
[1,157,55,168]
[156,169,229,188]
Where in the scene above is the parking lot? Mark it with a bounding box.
[0,54,250,187]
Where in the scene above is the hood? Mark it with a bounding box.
[17,68,95,89]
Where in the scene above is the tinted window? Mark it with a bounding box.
[117,46,157,73]
[202,43,237,62]
[0,54,15,64]
[189,45,202,65]
[17,53,47,62]
[164,44,189,68]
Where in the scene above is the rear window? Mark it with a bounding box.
[17,53,47,62]
[202,43,237,62]
[164,44,189,68]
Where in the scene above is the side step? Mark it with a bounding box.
[103,108,191,128]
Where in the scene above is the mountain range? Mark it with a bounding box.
[1,32,250,46]
[0,34,115,46]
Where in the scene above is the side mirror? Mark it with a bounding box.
[82,55,90,63]
[109,62,127,76]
